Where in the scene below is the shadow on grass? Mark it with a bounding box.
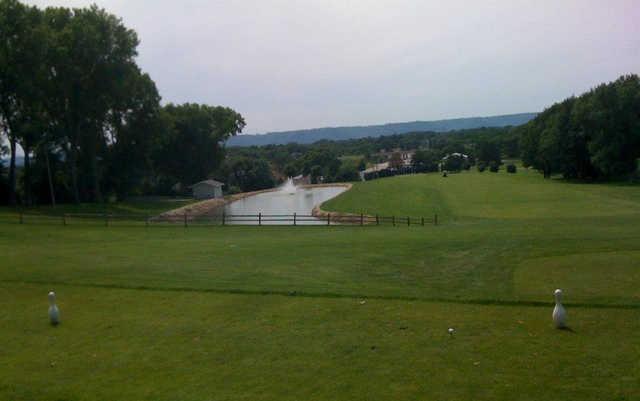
[558,326,576,333]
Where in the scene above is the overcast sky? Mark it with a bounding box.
[24,0,640,135]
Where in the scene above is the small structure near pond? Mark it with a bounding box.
[192,179,224,200]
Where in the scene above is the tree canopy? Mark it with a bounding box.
[158,104,245,188]
[519,74,640,179]
[0,0,244,205]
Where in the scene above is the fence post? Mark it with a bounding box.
[104,213,109,227]
[407,216,410,226]
[145,214,149,228]
[327,213,330,226]
[421,217,424,226]
[222,212,226,226]
[360,213,364,226]
[392,216,395,226]
[183,213,187,227]
[376,214,379,225]
[294,212,297,226]
[259,212,262,226]
[434,214,438,226]
[62,213,67,226]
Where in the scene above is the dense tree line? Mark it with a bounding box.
[0,0,243,205]
[227,126,516,182]
[519,75,640,179]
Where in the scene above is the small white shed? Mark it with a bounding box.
[192,180,224,200]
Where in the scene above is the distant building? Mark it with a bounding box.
[359,162,390,181]
[192,179,224,200]
[377,148,415,167]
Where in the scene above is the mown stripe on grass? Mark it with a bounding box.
[3,279,639,310]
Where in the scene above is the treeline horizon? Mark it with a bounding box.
[221,125,518,191]
[519,74,640,179]
[230,74,640,187]
[0,0,244,206]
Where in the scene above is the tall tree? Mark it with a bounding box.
[156,103,245,186]
[411,149,440,172]
[104,71,162,199]
[581,75,640,177]
[42,4,141,202]
[220,156,275,192]
[0,0,46,205]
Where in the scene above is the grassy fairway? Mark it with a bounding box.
[323,168,640,220]
[2,170,640,400]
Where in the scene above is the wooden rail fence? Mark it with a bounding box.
[4,211,439,227]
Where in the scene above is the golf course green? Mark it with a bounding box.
[1,169,639,400]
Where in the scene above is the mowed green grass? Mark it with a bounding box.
[324,168,640,220]
[1,219,639,305]
[0,196,194,217]
[2,170,640,400]
[2,283,638,401]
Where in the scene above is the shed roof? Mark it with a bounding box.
[192,179,224,188]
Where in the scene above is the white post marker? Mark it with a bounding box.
[48,291,60,326]
[552,289,567,329]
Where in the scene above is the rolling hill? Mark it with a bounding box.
[227,112,537,147]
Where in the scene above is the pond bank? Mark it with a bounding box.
[310,183,376,223]
[159,183,353,219]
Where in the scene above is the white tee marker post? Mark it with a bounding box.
[48,291,60,326]
[552,289,567,329]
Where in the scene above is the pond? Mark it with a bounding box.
[222,185,348,225]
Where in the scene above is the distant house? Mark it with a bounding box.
[192,180,224,200]
[377,148,415,167]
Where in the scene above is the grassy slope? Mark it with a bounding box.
[323,168,640,220]
[1,219,639,305]
[0,197,194,217]
[2,170,640,400]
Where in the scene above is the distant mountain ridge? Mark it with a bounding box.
[227,112,537,147]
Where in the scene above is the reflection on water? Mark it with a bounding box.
[222,186,347,225]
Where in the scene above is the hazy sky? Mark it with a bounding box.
[24,0,640,135]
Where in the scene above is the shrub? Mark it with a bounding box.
[443,154,465,172]
[506,164,517,174]
[489,161,500,173]
[477,162,486,172]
